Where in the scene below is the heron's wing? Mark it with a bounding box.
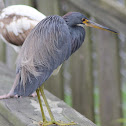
[14,15,71,96]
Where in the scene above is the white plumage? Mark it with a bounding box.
[0,5,46,52]
[0,5,45,21]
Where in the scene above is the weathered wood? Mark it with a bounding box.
[60,1,95,122]
[5,46,17,69]
[4,0,32,7]
[80,27,94,122]
[0,0,4,11]
[36,0,64,100]
[93,20,122,126]
[70,27,94,122]
[36,0,60,16]
[0,0,6,63]
[62,0,126,36]
[0,62,96,126]
[0,40,6,63]
[43,72,64,100]
[101,0,126,15]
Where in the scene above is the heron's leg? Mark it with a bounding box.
[38,85,76,126]
[39,85,55,122]
[36,89,47,122]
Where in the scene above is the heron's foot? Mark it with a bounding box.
[38,120,77,126]
[0,92,36,100]
[0,94,18,100]
[29,92,37,97]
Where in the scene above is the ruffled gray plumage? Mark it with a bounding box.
[14,15,71,96]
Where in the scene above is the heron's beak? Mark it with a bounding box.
[83,19,118,34]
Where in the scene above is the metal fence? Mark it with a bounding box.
[0,0,126,126]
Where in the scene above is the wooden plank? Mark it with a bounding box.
[0,40,6,63]
[101,0,126,16]
[61,0,126,36]
[0,63,96,126]
[0,103,25,126]
[36,0,64,100]
[4,0,32,7]
[0,0,6,63]
[70,27,94,122]
[5,46,17,70]
[93,20,122,126]
[43,71,64,100]
[36,0,60,16]
[0,0,4,11]
[60,1,95,122]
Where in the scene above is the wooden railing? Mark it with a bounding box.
[0,0,126,126]
[0,62,96,126]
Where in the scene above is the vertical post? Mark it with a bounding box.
[0,41,6,63]
[125,0,126,6]
[36,0,60,16]
[0,0,4,11]
[70,27,94,122]
[0,0,6,63]
[94,21,122,126]
[36,0,64,100]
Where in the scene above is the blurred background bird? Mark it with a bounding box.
[0,5,46,98]
[0,5,46,52]
[0,11,116,125]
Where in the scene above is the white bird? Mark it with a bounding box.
[0,5,46,99]
[0,5,46,52]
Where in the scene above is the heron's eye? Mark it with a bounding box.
[82,18,85,22]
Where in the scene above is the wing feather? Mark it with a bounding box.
[14,15,71,96]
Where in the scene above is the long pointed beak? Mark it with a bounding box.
[83,19,118,34]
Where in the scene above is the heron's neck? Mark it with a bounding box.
[62,15,76,27]
[69,26,85,55]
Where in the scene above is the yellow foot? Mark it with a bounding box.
[38,120,77,126]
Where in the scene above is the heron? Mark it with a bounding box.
[1,12,117,125]
[0,5,46,98]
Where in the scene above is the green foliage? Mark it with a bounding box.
[116,118,126,125]
[94,86,100,126]
[122,84,126,119]
[64,94,72,106]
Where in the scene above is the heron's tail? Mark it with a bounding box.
[14,67,53,96]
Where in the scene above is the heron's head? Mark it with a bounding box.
[63,12,117,34]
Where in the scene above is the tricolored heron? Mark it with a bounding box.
[0,5,46,98]
[2,12,117,125]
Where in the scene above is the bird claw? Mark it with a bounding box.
[38,120,77,126]
[29,92,37,97]
[0,92,37,100]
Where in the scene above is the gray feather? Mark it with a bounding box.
[14,15,71,96]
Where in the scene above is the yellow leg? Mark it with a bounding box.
[36,89,47,122]
[39,85,55,122]
[38,85,77,126]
